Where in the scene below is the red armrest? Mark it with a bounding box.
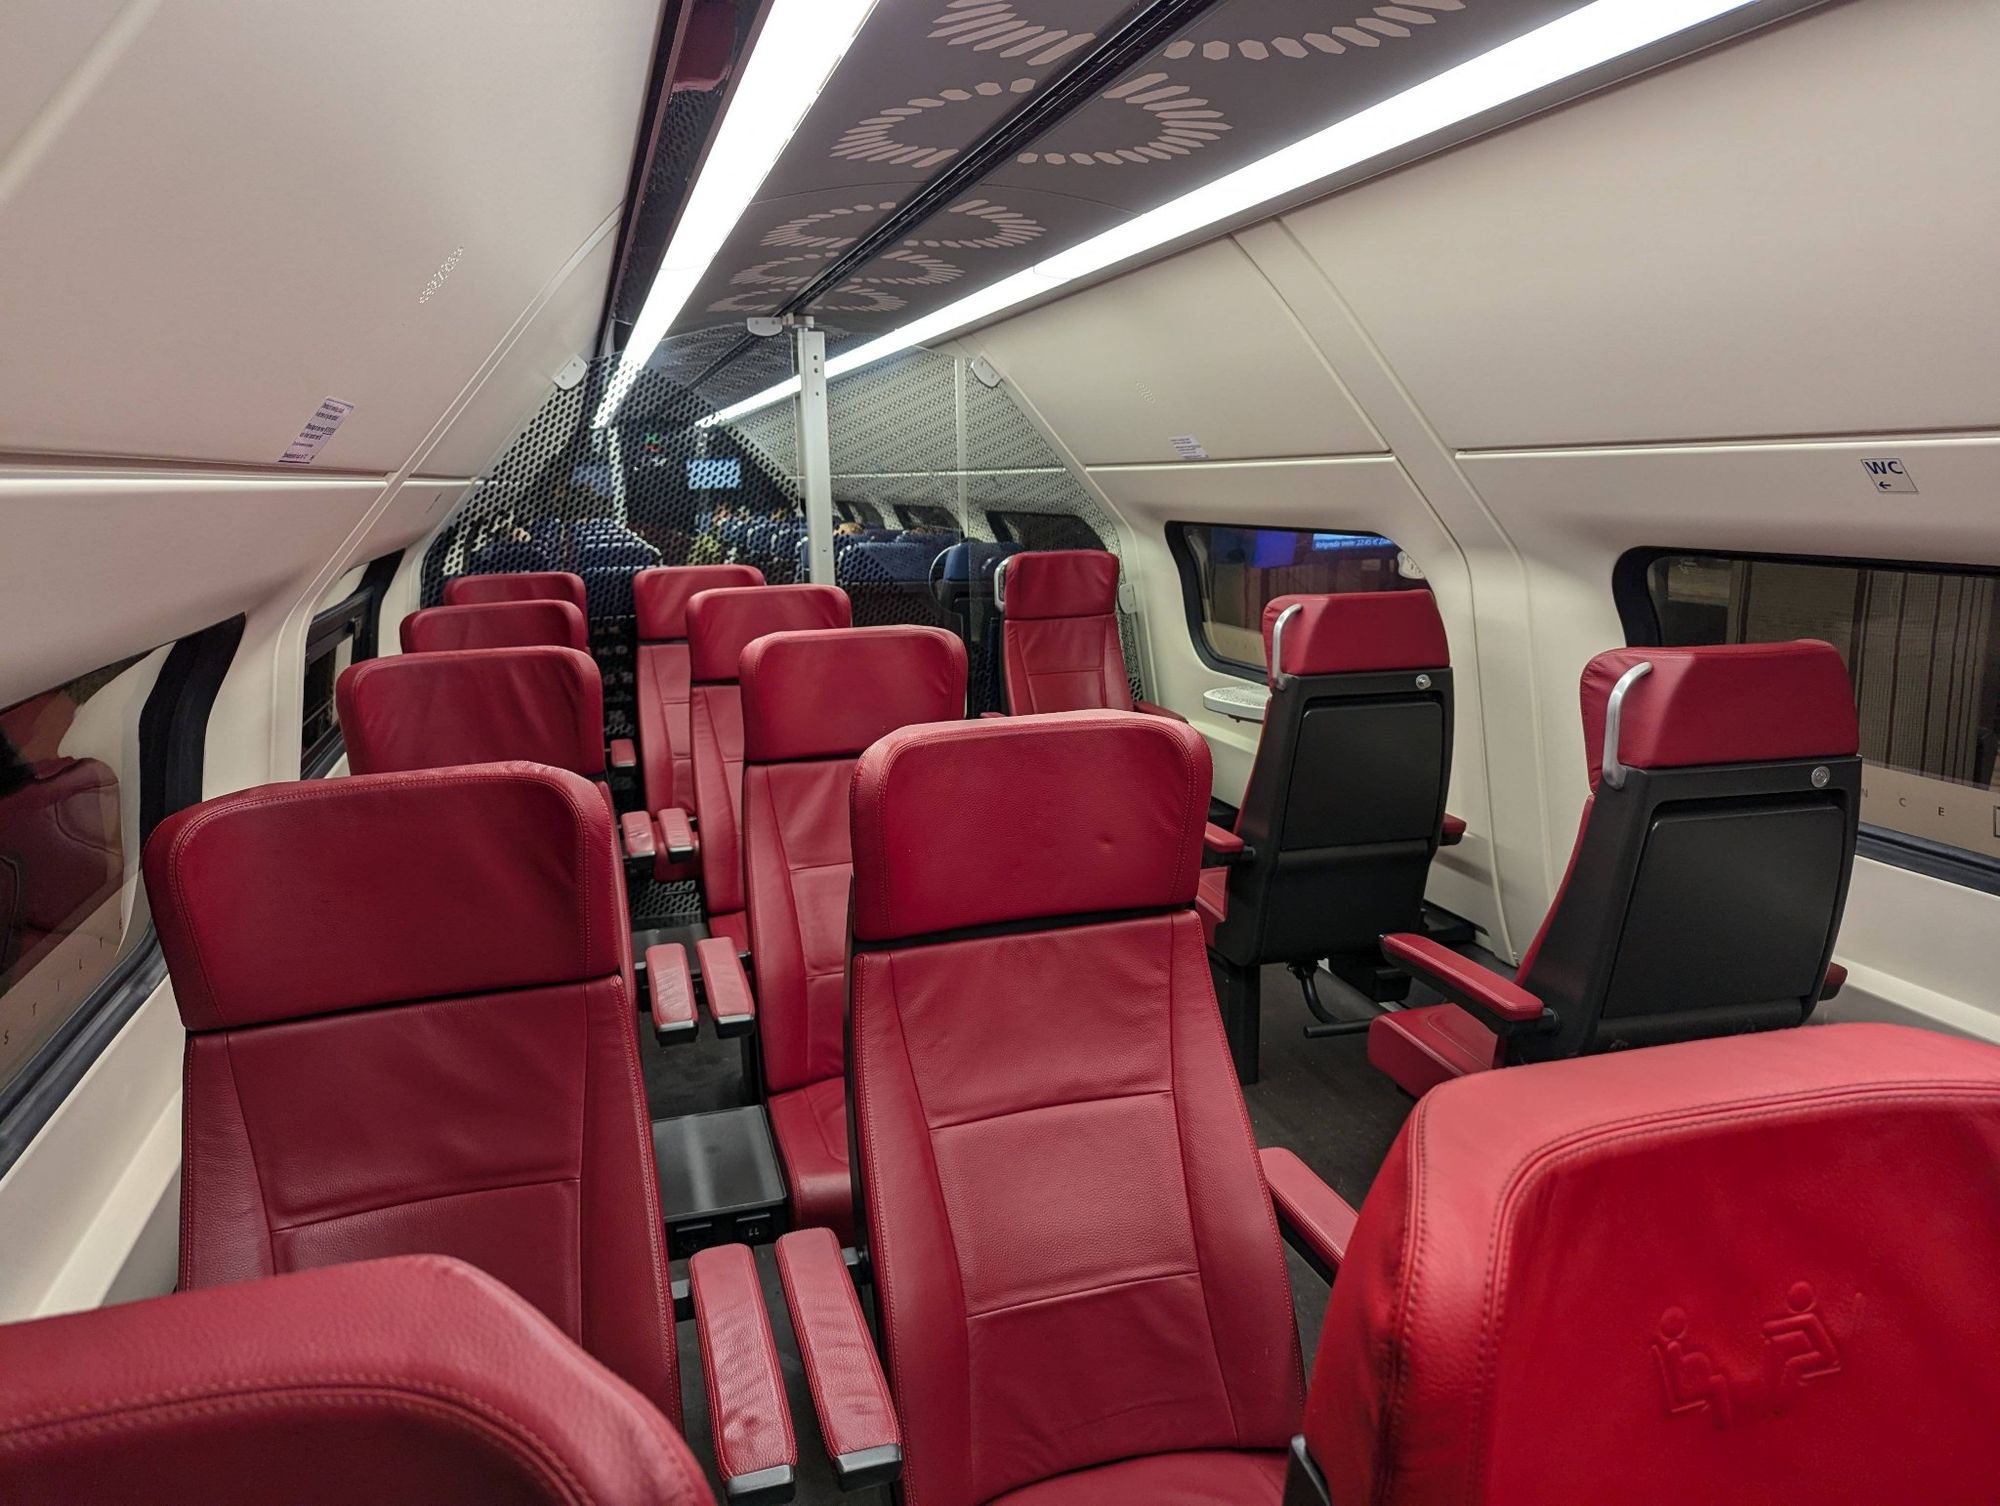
[774,1228,902,1490]
[619,810,657,864]
[1202,821,1247,867]
[689,1244,796,1504]
[696,936,756,1038]
[609,737,637,771]
[1381,932,1547,1031]
[1440,813,1466,847]
[1260,1146,1358,1282]
[646,943,697,1045]
[1822,962,1847,1001]
[657,806,698,863]
[1134,699,1188,724]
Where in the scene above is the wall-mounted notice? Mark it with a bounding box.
[1169,434,1208,461]
[279,397,355,466]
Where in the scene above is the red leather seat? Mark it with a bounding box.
[445,569,589,615]
[400,598,589,653]
[738,625,967,1241]
[1372,641,1860,1097]
[0,756,120,995]
[996,550,1180,718]
[1299,1023,2000,1504]
[633,564,764,820]
[336,645,616,826]
[144,763,677,1423]
[0,1255,712,1506]
[846,711,1302,1505]
[683,584,849,941]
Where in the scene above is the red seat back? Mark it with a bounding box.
[998,549,1135,714]
[1308,1023,2000,1505]
[633,565,765,815]
[0,757,121,996]
[337,647,605,779]
[144,764,676,1422]
[847,712,1302,1504]
[683,584,849,917]
[739,626,964,1097]
[0,1256,712,1506]
[400,599,588,654]
[444,570,588,615]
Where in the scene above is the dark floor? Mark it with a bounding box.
[642,959,1457,1503]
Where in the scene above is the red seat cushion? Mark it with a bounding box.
[632,566,764,817]
[444,570,588,615]
[400,599,588,654]
[338,646,606,778]
[1196,865,1227,946]
[1366,1002,1500,1097]
[1259,590,1447,679]
[767,1078,853,1246]
[1311,1023,2000,1506]
[145,764,677,1425]
[634,564,765,642]
[990,1449,1286,1504]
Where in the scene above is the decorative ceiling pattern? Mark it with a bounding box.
[669,0,1592,403]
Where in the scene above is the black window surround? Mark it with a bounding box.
[1615,544,2000,899]
[0,614,245,1178]
[985,511,1106,552]
[301,551,403,779]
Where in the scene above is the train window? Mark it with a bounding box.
[1628,551,2000,886]
[987,511,1104,552]
[1168,523,1430,676]
[302,552,401,778]
[893,503,958,531]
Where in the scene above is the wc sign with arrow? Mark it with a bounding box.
[1860,458,1917,494]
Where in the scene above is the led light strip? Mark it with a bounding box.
[700,0,1764,427]
[595,0,882,429]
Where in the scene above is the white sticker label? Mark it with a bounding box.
[279,397,354,466]
[1169,434,1208,461]
[1860,457,1916,494]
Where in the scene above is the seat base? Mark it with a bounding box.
[767,1077,854,1245]
[989,1448,1287,1505]
[1367,1003,1501,1098]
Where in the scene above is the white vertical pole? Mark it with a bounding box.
[795,324,836,586]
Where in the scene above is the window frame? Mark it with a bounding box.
[1615,544,2000,898]
[301,551,403,778]
[985,510,1106,552]
[0,614,244,1176]
[891,503,957,531]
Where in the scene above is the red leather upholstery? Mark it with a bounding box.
[634,565,765,816]
[1580,641,1858,789]
[338,647,606,779]
[146,765,677,1423]
[1259,1146,1357,1274]
[1365,1000,1504,1097]
[990,1452,1287,1504]
[1261,590,1447,679]
[688,1244,796,1491]
[445,570,588,614]
[741,626,965,1241]
[1195,865,1227,947]
[685,585,850,916]
[999,550,1137,714]
[400,599,589,654]
[774,1228,902,1472]
[1310,1023,2000,1505]
[851,711,1207,943]
[0,757,120,994]
[0,1255,711,1506]
[848,712,1302,1504]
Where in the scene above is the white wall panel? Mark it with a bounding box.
[0,0,126,162]
[973,238,1384,466]
[1284,0,2000,448]
[0,0,658,469]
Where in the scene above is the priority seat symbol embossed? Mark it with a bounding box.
[1651,1284,1848,1428]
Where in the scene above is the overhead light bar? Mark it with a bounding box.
[594,0,881,429]
[701,0,1763,426]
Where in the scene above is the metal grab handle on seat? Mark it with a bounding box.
[1600,660,1654,790]
[1269,602,1304,689]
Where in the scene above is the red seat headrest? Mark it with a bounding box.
[1307,1023,2000,1505]
[634,564,765,642]
[999,549,1120,620]
[443,571,587,614]
[337,647,605,777]
[1260,591,1448,680]
[1580,641,1858,789]
[145,763,625,1031]
[741,627,966,764]
[400,599,588,654]
[685,584,849,683]
[850,710,1210,942]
